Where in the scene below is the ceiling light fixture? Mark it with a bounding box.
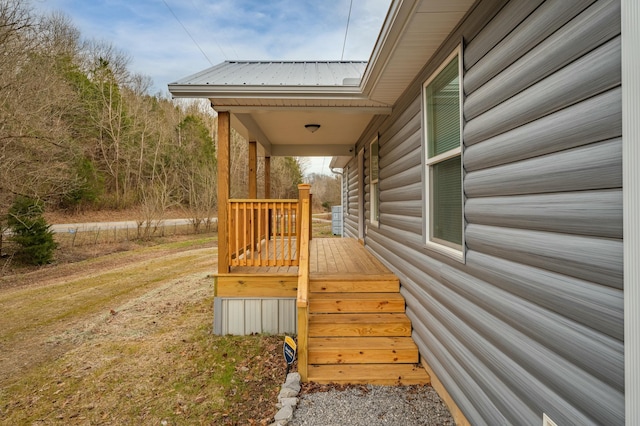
[304,124,321,133]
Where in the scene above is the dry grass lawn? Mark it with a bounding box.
[0,236,284,425]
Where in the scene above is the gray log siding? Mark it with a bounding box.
[465,0,620,119]
[464,88,622,171]
[349,0,624,424]
[464,0,599,94]
[465,138,622,197]
[464,35,621,145]
[463,0,545,68]
[465,190,623,238]
[344,163,359,238]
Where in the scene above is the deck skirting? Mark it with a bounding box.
[213,297,297,335]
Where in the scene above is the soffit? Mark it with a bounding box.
[362,0,476,105]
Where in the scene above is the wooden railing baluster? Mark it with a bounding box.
[227,198,301,268]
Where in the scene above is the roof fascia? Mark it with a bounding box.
[359,0,419,97]
[217,105,392,114]
[167,84,366,99]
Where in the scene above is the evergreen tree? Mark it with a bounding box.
[7,197,58,265]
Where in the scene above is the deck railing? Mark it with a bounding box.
[295,184,311,381]
[228,199,299,267]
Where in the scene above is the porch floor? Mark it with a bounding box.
[229,238,393,277]
[309,238,393,278]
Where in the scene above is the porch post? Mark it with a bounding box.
[249,140,258,248]
[264,156,271,199]
[249,140,257,199]
[218,111,230,274]
[297,184,311,257]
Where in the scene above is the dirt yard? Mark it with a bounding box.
[0,234,284,425]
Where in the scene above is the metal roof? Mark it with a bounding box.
[172,61,367,87]
[167,0,476,160]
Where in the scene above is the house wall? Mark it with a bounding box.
[344,161,360,238]
[346,0,624,424]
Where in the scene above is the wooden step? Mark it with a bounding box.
[309,292,405,314]
[309,313,412,337]
[310,274,399,293]
[308,337,419,364]
[307,363,430,385]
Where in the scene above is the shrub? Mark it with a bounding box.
[7,196,57,265]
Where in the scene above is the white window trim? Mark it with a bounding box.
[422,45,465,263]
[370,136,380,227]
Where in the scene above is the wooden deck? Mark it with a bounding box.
[215,237,430,385]
[310,238,392,277]
[228,238,389,275]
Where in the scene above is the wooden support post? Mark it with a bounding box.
[249,141,258,249]
[218,111,230,274]
[296,193,311,382]
[309,193,313,241]
[249,141,257,199]
[297,184,311,257]
[265,156,272,239]
[264,156,271,199]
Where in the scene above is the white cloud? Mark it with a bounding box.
[31,0,391,93]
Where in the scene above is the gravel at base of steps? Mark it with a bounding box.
[288,384,455,426]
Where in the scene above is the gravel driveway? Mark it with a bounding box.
[289,384,455,426]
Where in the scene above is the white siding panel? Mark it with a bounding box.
[226,300,245,335]
[262,299,280,334]
[244,300,262,334]
[278,299,297,334]
[213,298,296,335]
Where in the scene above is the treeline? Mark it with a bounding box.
[0,0,305,226]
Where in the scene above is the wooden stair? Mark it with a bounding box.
[305,274,430,385]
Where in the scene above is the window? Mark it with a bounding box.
[370,137,379,226]
[423,48,463,258]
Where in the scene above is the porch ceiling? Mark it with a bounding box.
[167,0,475,159]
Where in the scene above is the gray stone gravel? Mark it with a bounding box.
[288,385,455,426]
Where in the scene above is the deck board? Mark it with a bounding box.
[309,238,392,277]
[229,238,392,277]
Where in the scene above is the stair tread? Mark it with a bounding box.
[309,276,400,293]
[307,364,430,385]
[310,273,399,282]
[309,313,409,324]
[309,313,412,337]
[308,336,418,349]
[308,337,419,364]
[309,292,405,313]
[311,293,404,300]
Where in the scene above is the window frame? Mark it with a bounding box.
[369,136,380,227]
[422,46,465,262]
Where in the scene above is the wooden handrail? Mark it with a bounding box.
[296,184,311,382]
[228,199,299,267]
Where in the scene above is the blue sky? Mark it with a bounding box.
[30,0,392,95]
[30,0,391,175]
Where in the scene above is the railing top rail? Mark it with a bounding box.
[229,198,299,203]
